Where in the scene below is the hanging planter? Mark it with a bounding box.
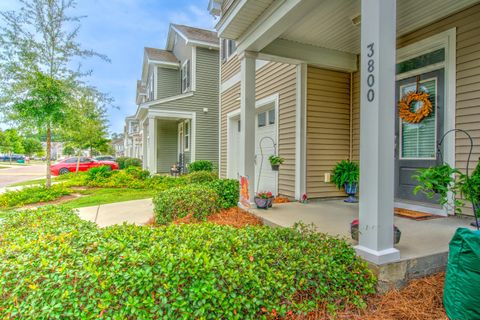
[268,155,284,171]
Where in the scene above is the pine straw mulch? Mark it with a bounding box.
[174,207,263,228]
[287,272,447,320]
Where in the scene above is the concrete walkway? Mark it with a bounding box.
[76,198,154,227]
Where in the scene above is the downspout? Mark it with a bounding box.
[349,72,353,160]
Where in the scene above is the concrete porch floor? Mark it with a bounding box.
[251,199,477,289]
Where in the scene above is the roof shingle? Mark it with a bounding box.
[144,47,178,63]
[172,24,218,46]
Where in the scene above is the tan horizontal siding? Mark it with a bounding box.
[351,71,360,162]
[221,55,240,83]
[398,3,480,215]
[219,62,297,198]
[306,66,351,198]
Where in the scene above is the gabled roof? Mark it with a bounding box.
[144,47,179,64]
[167,24,219,50]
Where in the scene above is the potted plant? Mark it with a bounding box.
[255,191,273,209]
[350,219,401,244]
[332,160,360,203]
[268,155,284,171]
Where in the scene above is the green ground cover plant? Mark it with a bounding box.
[0,184,71,208]
[0,207,376,319]
[153,184,219,225]
[115,157,142,169]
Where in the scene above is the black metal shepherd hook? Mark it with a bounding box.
[437,129,479,230]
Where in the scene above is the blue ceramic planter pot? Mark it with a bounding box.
[344,182,358,203]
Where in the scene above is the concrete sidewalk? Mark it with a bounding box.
[77,198,154,227]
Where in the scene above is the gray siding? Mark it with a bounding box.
[157,67,180,99]
[156,120,178,173]
[149,47,219,167]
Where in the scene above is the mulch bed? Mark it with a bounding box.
[287,272,447,320]
[173,207,263,228]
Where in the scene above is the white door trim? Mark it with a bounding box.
[396,28,456,216]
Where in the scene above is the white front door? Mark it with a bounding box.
[254,108,277,195]
[229,106,278,195]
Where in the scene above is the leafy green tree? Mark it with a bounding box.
[0,0,108,187]
[0,129,25,163]
[22,137,43,157]
[62,145,75,156]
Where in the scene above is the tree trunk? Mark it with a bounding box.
[76,149,81,173]
[46,124,52,188]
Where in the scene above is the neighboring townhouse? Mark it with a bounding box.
[209,0,480,264]
[111,135,125,158]
[123,116,142,159]
[132,24,219,173]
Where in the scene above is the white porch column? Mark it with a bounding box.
[142,122,148,170]
[238,51,257,205]
[355,0,400,264]
[148,117,157,173]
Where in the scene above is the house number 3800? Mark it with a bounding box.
[366,42,375,102]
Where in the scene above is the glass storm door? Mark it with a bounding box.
[394,69,444,204]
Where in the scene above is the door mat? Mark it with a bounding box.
[394,207,441,220]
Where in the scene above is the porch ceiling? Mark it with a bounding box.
[280,0,480,54]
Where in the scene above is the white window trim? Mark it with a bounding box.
[181,59,191,93]
[184,119,190,152]
[191,47,197,91]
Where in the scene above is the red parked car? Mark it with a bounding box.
[50,157,119,176]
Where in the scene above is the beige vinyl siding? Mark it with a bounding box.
[306,67,351,198]
[221,55,240,83]
[220,83,240,178]
[156,120,178,172]
[219,62,297,198]
[257,63,297,197]
[157,67,180,99]
[398,3,480,214]
[351,71,360,162]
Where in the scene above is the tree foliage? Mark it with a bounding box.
[22,137,43,156]
[0,0,109,186]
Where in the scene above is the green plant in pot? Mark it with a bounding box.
[268,155,284,171]
[254,191,273,209]
[414,162,480,219]
[332,160,359,203]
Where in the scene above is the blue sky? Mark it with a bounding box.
[0,0,215,135]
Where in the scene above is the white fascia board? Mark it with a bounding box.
[216,0,248,37]
[237,0,319,53]
[148,59,180,69]
[139,92,194,109]
[260,38,357,72]
[191,47,197,91]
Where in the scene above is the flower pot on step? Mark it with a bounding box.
[344,182,358,203]
[254,197,269,209]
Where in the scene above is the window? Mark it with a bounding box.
[65,158,77,163]
[184,120,190,151]
[396,48,445,74]
[258,112,266,127]
[268,109,275,125]
[181,60,191,93]
[221,39,236,62]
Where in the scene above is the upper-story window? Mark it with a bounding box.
[221,39,236,62]
[148,72,154,100]
[181,60,191,93]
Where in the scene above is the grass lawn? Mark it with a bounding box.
[9,178,49,187]
[63,188,155,209]
[0,166,9,169]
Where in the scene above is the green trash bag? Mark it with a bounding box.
[444,228,480,320]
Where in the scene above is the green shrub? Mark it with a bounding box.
[188,160,214,172]
[0,207,376,319]
[86,165,113,182]
[116,157,142,169]
[153,184,219,225]
[0,184,72,208]
[205,178,239,209]
[124,166,150,180]
[184,171,217,184]
[147,175,186,191]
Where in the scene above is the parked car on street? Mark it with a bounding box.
[50,157,119,175]
[94,155,116,162]
[0,154,25,162]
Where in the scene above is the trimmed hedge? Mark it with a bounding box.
[188,160,214,172]
[0,207,376,319]
[153,184,219,225]
[115,157,142,169]
[184,171,217,184]
[205,178,239,209]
